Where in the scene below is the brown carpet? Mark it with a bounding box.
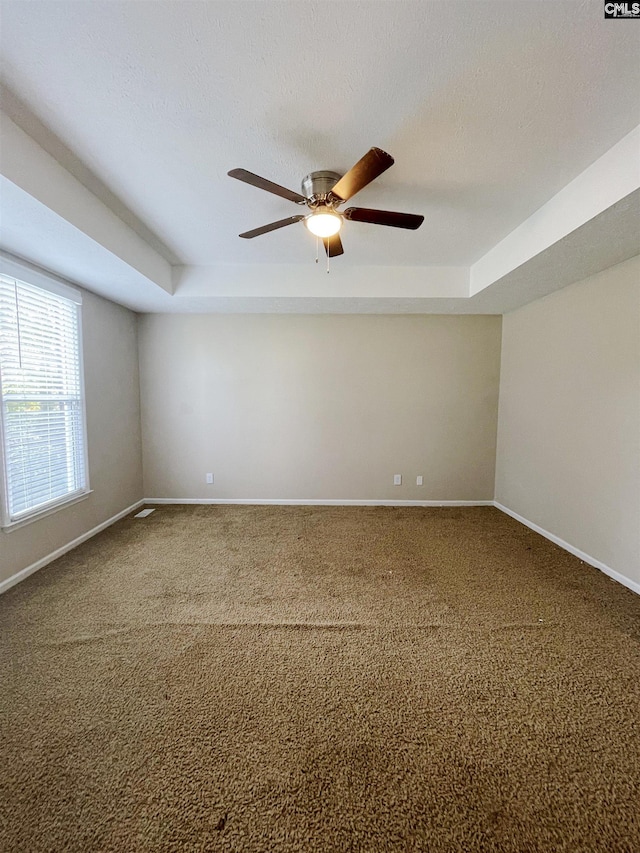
[1,505,639,852]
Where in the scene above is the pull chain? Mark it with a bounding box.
[326,245,330,274]
[315,237,319,264]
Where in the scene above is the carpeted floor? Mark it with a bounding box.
[1,505,639,852]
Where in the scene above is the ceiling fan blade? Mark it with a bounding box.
[323,233,344,258]
[344,207,424,230]
[329,148,394,202]
[228,168,307,204]
[239,215,305,239]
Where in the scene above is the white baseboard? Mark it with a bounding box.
[0,499,145,595]
[144,498,495,507]
[493,501,640,596]
[10,497,633,599]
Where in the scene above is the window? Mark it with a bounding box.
[0,269,89,527]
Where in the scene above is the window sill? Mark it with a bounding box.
[1,490,94,533]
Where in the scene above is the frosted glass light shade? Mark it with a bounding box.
[305,210,342,238]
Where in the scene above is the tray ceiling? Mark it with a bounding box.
[0,0,638,312]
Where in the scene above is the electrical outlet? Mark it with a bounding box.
[416,475,423,486]
[393,474,402,486]
[206,473,214,484]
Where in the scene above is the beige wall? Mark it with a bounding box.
[495,255,640,585]
[0,289,143,585]
[139,314,502,502]
[4,260,637,589]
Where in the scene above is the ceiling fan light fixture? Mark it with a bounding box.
[305,209,342,238]
[229,149,423,257]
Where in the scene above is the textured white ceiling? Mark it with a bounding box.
[1,0,639,270]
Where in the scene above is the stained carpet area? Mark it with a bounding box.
[1,506,639,852]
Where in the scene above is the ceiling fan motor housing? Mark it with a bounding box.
[301,171,342,206]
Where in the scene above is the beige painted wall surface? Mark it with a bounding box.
[139,314,502,502]
[495,254,640,584]
[0,289,143,584]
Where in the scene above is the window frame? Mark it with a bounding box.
[0,254,91,531]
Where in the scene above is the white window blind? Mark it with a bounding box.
[0,274,88,524]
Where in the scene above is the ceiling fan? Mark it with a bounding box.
[228,147,424,259]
